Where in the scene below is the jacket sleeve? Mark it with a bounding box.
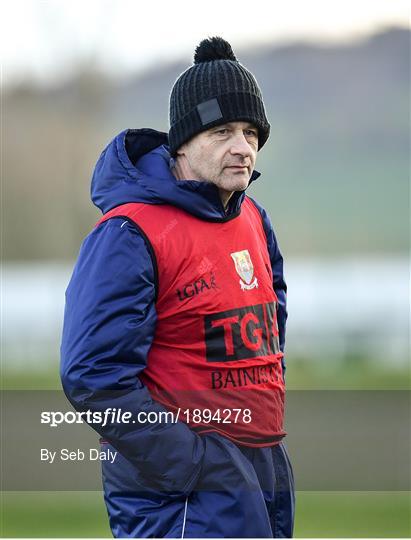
[248,197,288,368]
[60,217,204,494]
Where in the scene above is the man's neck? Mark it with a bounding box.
[171,157,233,210]
[219,189,233,210]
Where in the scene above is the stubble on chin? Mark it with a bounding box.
[221,167,251,189]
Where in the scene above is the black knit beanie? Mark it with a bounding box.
[168,36,270,157]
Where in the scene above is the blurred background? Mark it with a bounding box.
[1,0,410,537]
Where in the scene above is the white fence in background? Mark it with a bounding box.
[1,257,409,370]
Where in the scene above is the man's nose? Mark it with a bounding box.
[229,132,252,157]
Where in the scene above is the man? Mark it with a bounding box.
[61,36,295,538]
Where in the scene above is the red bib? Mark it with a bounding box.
[97,197,286,447]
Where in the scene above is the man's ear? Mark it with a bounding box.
[176,143,187,157]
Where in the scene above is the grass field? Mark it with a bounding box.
[1,360,409,537]
[2,357,410,391]
[1,491,410,537]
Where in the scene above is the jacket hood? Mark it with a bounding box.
[91,128,261,221]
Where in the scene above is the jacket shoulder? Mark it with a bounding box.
[245,196,274,238]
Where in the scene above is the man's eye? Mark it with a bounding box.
[245,130,258,137]
[216,129,228,135]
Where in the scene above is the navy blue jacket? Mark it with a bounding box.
[60,129,291,537]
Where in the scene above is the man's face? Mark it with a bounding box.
[176,121,259,193]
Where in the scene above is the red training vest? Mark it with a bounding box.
[96,197,286,447]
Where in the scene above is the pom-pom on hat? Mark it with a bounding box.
[168,36,270,156]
